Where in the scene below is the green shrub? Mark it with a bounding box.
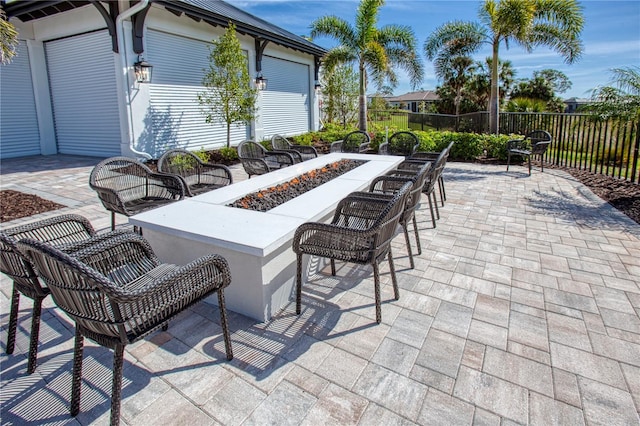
[219,146,238,161]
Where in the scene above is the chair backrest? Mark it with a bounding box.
[238,140,266,160]
[89,157,153,202]
[271,134,291,151]
[17,235,158,343]
[0,216,96,298]
[371,181,413,262]
[341,131,371,153]
[371,162,432,223]
[526,130,552,145]
[157,149,203,179]
[386,131,419,156]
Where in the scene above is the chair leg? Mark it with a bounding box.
[528,155,532,176]
[295,254,303,315]
[412,216,422,256]
[440,176,447,202]
[111,211,116,231]
[27,297,45,374]
[217,290,233,360]
[402,222,415,269]
[330,259,336,276]
[428,194,437,228]
[6,287,19,355]
[438,178,445,206]
[433,192,440,220]
[70,329,84,417]
[372,263,382,324]
[540,155,544,173]
[388,249,399,301]
[110,344,125,426]
[506,152,511,171]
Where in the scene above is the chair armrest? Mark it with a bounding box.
[507,139,529,151]
[369,175,414,194]
[265,151,295,166]
[200,163,233,184]
[291,145,318,157]
[330,140,343,153]
[272,149,303,163]
[378,143,389,155]
[358,142,371,153]
[147,172,186,198]
[411,151,439,161]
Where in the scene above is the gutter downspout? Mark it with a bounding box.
[115,0,152,160]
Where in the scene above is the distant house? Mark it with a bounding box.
[0,0,326,159]
[385,91,439,112]
[563,97,591,113]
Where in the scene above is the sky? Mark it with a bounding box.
[238,0,640,99]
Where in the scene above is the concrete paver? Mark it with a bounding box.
[2,154,640,425]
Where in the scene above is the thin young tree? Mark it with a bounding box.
[424,0,584,134]
[311,0,423,132]
[583,66,640,121]
[198,23,257,148]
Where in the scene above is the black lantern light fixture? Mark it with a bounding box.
[255,72,268,91]
[134,56,153,83]
[314,80,321,91]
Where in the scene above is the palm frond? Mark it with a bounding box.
[423,21,487,60]
[310,15,357,49]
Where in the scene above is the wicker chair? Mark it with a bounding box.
[237,140,295,178]
[330,130,372,153]
[271,134,318,161]
[293,180,412,323]
[378,131,419,156]
[0,215,97,374]
[89,157,185,230]
[399,147,449,228]
[157,149,232,197]
[18,232,233,426]
[367,161,432,268]
[410,140,455,206]
[506,130,552,175]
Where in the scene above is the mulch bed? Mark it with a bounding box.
[0,190,65,222]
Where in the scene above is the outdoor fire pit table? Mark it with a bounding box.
[130,153,404,322]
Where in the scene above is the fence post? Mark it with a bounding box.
[631,121,640,184]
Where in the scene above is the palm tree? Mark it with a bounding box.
[311,0,423,132]
[583,66,640,121]
[435,55,474,116]
[424,0,584,134]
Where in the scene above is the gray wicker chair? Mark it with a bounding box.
[410,140,454,206]
[398,147,449,228]
[237,140,295,178]
[0,215,96,374]
[89,157,185,230]
[367,161,432,268]
[330,130,372,153]
[506,130,552,175]
[271,134,318,161]
[378,131,419,156]
[18,232,233,426]
[157,148,232,197]
[293,180,412,323]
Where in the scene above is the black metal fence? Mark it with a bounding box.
[370,110,640,184]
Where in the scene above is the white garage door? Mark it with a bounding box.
[0,41,41,159]
[261,56,310,138]
[45,30,121,157]
[145,30,249,156]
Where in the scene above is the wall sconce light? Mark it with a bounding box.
[134,56,153,83]
[314,80,321,92]
[255,73,268,91]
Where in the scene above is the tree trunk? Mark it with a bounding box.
[226,122,231,148]
[359,61,367,132]
[489,40,500,134]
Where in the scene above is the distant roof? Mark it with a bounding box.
[563,97,591,103]
[387,91,439,102]
[3,0,326,57]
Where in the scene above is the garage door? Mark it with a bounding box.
[0,41,41,159]
[45,30,120,157]
[261,56,310,138]
[145,30,249,156]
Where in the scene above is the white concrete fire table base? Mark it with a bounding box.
[130,153,403,322]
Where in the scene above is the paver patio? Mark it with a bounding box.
[1,154,639,425]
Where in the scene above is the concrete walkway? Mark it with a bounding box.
[1,155,639,425]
